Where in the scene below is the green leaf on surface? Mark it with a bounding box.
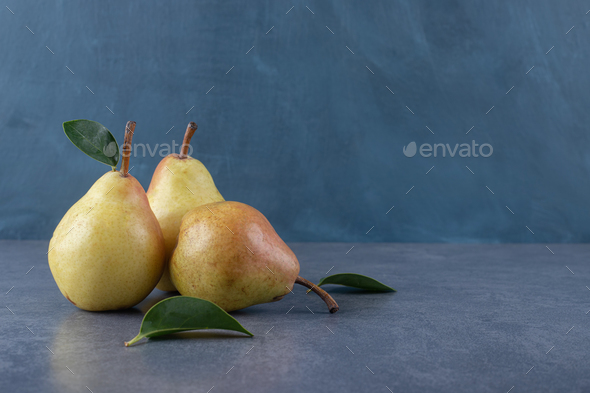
[63,119,119,167]
[125,296,253,346]
[318,273,396,292]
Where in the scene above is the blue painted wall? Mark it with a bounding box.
[1,0,589,242]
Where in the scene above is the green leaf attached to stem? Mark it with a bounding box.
[317,273,396,292]
[125,296,253,346]
[63,119,119,167]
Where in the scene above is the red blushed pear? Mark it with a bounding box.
[48,121,166,311]
[147,122,225,292]
[170,201,339,313]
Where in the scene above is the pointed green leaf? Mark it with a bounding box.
[63,119,119,167]
[318,273,396,292]
[125,296,253,346]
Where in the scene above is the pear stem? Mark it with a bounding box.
[121,121,136,176]
[179,122,197,158]
[295,276,339,313]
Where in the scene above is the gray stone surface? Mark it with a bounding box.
[1,240,589,392]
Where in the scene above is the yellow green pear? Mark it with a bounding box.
[147,122,224,292]
[48,121,166,311]
[170,201,338,313]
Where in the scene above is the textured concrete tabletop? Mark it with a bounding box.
[2,241,589,392]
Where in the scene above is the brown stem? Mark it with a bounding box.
[295,276,339,313]
[179,122,197,158]
[121,121,136,176]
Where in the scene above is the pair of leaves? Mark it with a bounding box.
[126,274,394,346]
[63,119,119,168]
